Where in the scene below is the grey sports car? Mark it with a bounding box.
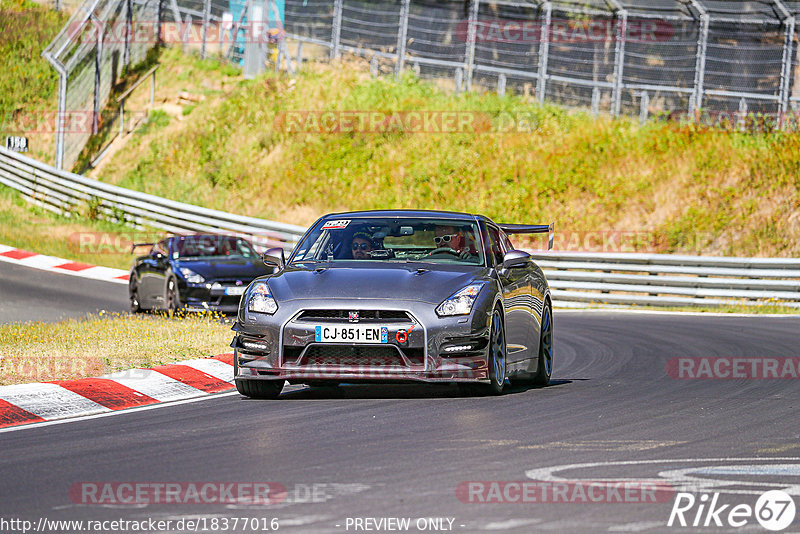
[231,210,554,398]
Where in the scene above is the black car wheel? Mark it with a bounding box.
[460,307,507,396]
[235,379,284,399]
[129,277,142,314]
[532,303,553,386]
[166,276,181,314]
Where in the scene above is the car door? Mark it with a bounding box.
[487,225,530,366]
[501,230,541,362]
[140,239,169,306]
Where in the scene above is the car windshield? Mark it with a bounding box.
[291,217,485,266]
[173,235,258,259]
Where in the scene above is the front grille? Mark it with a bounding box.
[300,345,405,367]
[282,346,303,364]
[297,310,410,321]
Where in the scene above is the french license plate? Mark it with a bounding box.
[315,325,389,344]
[224,286,246,296]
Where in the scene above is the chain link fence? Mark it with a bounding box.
[41,0,800,169]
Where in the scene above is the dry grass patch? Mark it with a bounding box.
[0,311,233,385]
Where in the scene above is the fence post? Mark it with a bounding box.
[454,67,463,94]
[738,98,747,131]
[497,73,506,96]
[465,0,478,91]
[92,14,102,136]
[394,0,410,77]
[330,0,343,60]
[690,10,709,115]
[611,7,628,117]
[536,1,551,102]
[778,16,795,129]
[296,41,303,71]
[591,86,600,116]
[123,0,132,69]
[639,90,649,125]
[201,0,211,58]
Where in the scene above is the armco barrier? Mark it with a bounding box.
[0,147,306,251]
[530,251,800,308]
[1,147,798,309]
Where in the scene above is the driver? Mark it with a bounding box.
[350,231,375,259]
[433,225,476,256]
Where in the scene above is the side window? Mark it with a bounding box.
[486,226,505,267]
[501,231,514,253]
[154,239,168,257]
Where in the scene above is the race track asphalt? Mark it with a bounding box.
[1,307,799,533]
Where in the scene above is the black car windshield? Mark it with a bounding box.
[291,217,485,266]
[173,235,258,259]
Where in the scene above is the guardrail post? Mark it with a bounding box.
[330,0,343,60]
[201,0,211,58]
[497,73,506,96]
[454,67,463,94]
[611,7,628,117]
[370,55,379,76]
[296,41,303,71]
[536,1,551,102]
[394,0,410,77]
[464,0,478,91]
[591,86,600,116]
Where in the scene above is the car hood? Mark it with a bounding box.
[175,258,270,281]
[268,264,489,304]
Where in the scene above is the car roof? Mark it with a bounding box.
[322,209,490,222]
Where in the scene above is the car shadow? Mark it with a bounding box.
[262,379,576,400]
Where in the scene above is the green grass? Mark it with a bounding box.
[0,186,156,271]
[92,53,800,257]
[0,0,68,164]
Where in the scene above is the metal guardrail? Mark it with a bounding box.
[1,146,798,308]
[0,147,306,251]
[530,251,800,309]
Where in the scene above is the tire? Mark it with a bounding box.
[532,303,553,386]
[459,307,507,396]
[235,379,284,399]
[165,276,181,314]
[129,277,142,314]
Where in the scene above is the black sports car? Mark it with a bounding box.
[128,234,270,314]
[232,210,554,398]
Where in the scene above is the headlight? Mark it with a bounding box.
[247,282,278,314]
[436,283,483,317]
[179,267,205,284]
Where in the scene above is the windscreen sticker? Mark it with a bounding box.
[321,220,351,230]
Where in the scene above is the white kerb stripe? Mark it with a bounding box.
[181,359,235,383]
[0,245,14,254]
[0,383,110,420]
[102,369,209,402]
[18,254,71,269]
[77,266,128,279]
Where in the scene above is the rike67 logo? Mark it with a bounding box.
[668,490,796,531]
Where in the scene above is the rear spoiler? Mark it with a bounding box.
[498,222,554,250]
[131,242,154,253]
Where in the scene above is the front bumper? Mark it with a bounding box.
[232,297,495,383]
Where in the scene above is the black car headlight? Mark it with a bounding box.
[179,267,205,284]
[247,282,278,314]
[436,283,483,317]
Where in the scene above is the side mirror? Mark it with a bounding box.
[502,249,531,270]
[262,247,285,269]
